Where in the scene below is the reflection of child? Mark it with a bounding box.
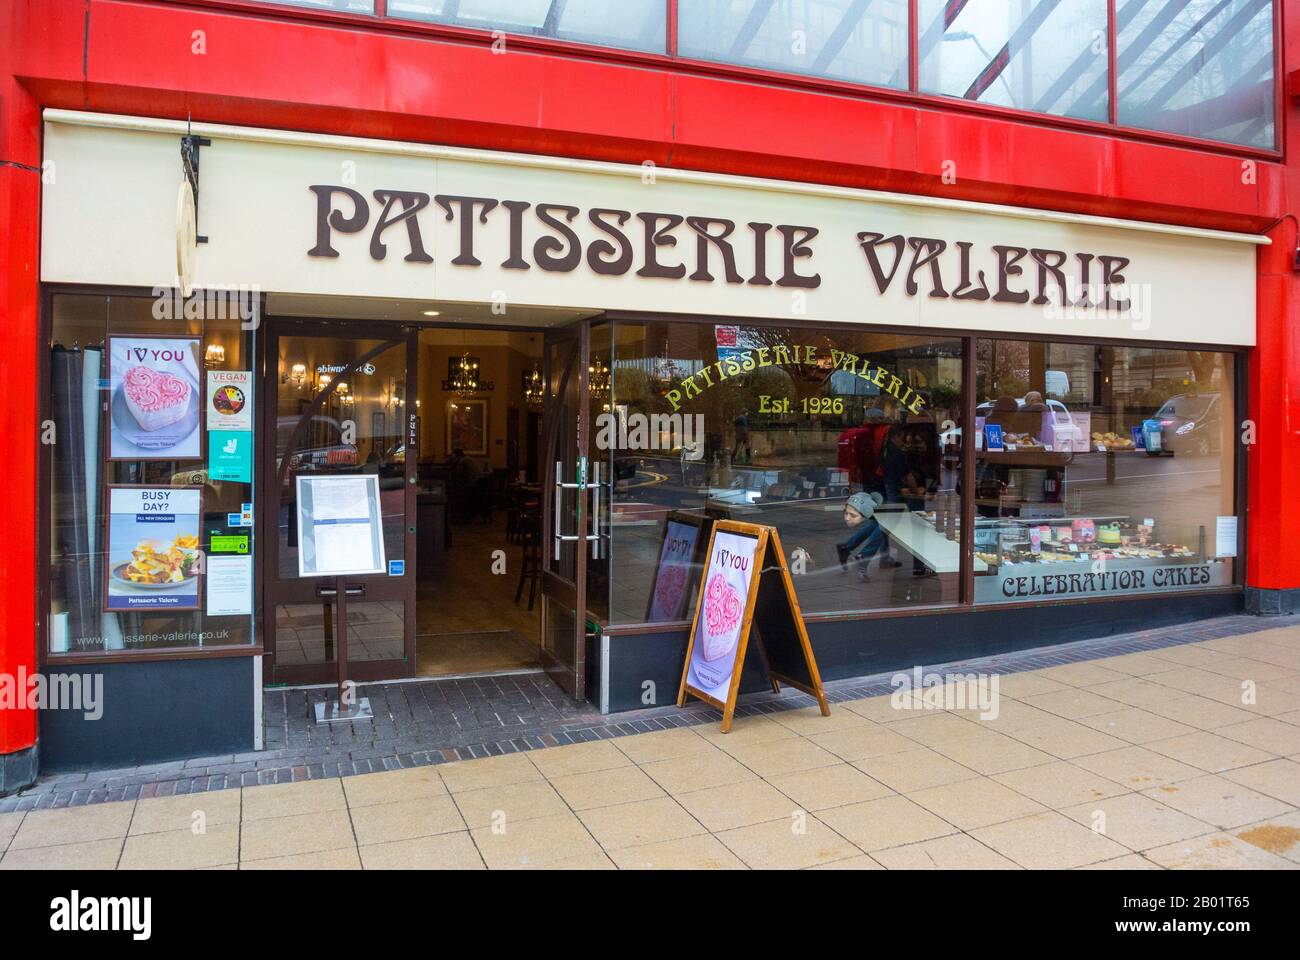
[836,491,888,582]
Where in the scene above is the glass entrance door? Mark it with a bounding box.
[540,324,590,698]
[262,319,417,685]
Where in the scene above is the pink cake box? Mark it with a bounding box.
[122,365,193,432]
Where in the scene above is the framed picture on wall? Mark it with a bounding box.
[106,335,204,461]
[447,398,488,457]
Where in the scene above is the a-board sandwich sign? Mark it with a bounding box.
[677,520,829,732]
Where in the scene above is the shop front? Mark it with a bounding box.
[37,109,1258,767]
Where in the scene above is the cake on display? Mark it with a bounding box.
[122,365,192,432]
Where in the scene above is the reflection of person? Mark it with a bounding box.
[838,407,892,492]
[448,447,473,482]
[986,396,1019,425]
[732,411,751,463]
[882,428,909,504]
[836,491,888,582]
[900,468,927,505]
[447,447,478,519]
[900,468,932,576]
[878,428,911,568]
[1022,391,1046,411]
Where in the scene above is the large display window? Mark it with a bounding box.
[45,293,258,656]
[605,319,964,621]
[972,340,1238,603]
[601,319,1241,626]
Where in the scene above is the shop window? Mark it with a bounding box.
[918,0,1109,121]
[973,340,1237,604]
[46,294,257,655]
[607,320,963,622]
[388,0,669,54]
[678,0,909,89]
[1118,0,1274,149]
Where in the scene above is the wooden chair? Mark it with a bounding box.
[514,509,542,610]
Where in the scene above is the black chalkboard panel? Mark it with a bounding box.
[753,564,815,690]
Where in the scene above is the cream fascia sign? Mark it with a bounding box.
[41,112,1261,345]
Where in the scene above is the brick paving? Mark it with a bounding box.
[3,612,1298,814]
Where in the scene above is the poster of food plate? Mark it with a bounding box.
[104,486,203,611]
[107,336,203,460]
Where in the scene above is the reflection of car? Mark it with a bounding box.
[1154,393,1220,457]
[377,444,406,489]
[1040,401,1085,449]
[613,456,638,482]
[940,399,1083,449]
[275,415,359,482]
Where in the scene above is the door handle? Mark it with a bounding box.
[344,584,366,597]
[553,460,582,560]
[589,459,603,560]
[553,459,606,561]
[316,585,338,598]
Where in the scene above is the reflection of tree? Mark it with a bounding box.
[734,326,831,401]
[976,339,1031,400]
[613,366,652,409]
[1186,351,1221,391]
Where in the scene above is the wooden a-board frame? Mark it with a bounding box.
[676,520,830,733]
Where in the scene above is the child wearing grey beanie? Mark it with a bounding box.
[837,491,889,581]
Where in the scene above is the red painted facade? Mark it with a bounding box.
[3,0,1298,764]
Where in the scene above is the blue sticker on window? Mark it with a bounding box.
[388,560,405,577]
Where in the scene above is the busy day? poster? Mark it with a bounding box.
[104,486,203,611]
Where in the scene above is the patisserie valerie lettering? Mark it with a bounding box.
[661,344,927,415]
[306,186,1132,312]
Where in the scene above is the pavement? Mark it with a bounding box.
[3,620,1300,869]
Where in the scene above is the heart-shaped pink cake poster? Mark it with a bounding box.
[653,563,687,618]
[702,572,743,661]
[123,365,192,432]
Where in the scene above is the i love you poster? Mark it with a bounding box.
[686,530,758,703]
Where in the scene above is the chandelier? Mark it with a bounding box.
[588,356,610,396]
[522,364,544,406]
[450,351,480,398]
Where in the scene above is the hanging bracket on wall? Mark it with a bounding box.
[180,131,211,244]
